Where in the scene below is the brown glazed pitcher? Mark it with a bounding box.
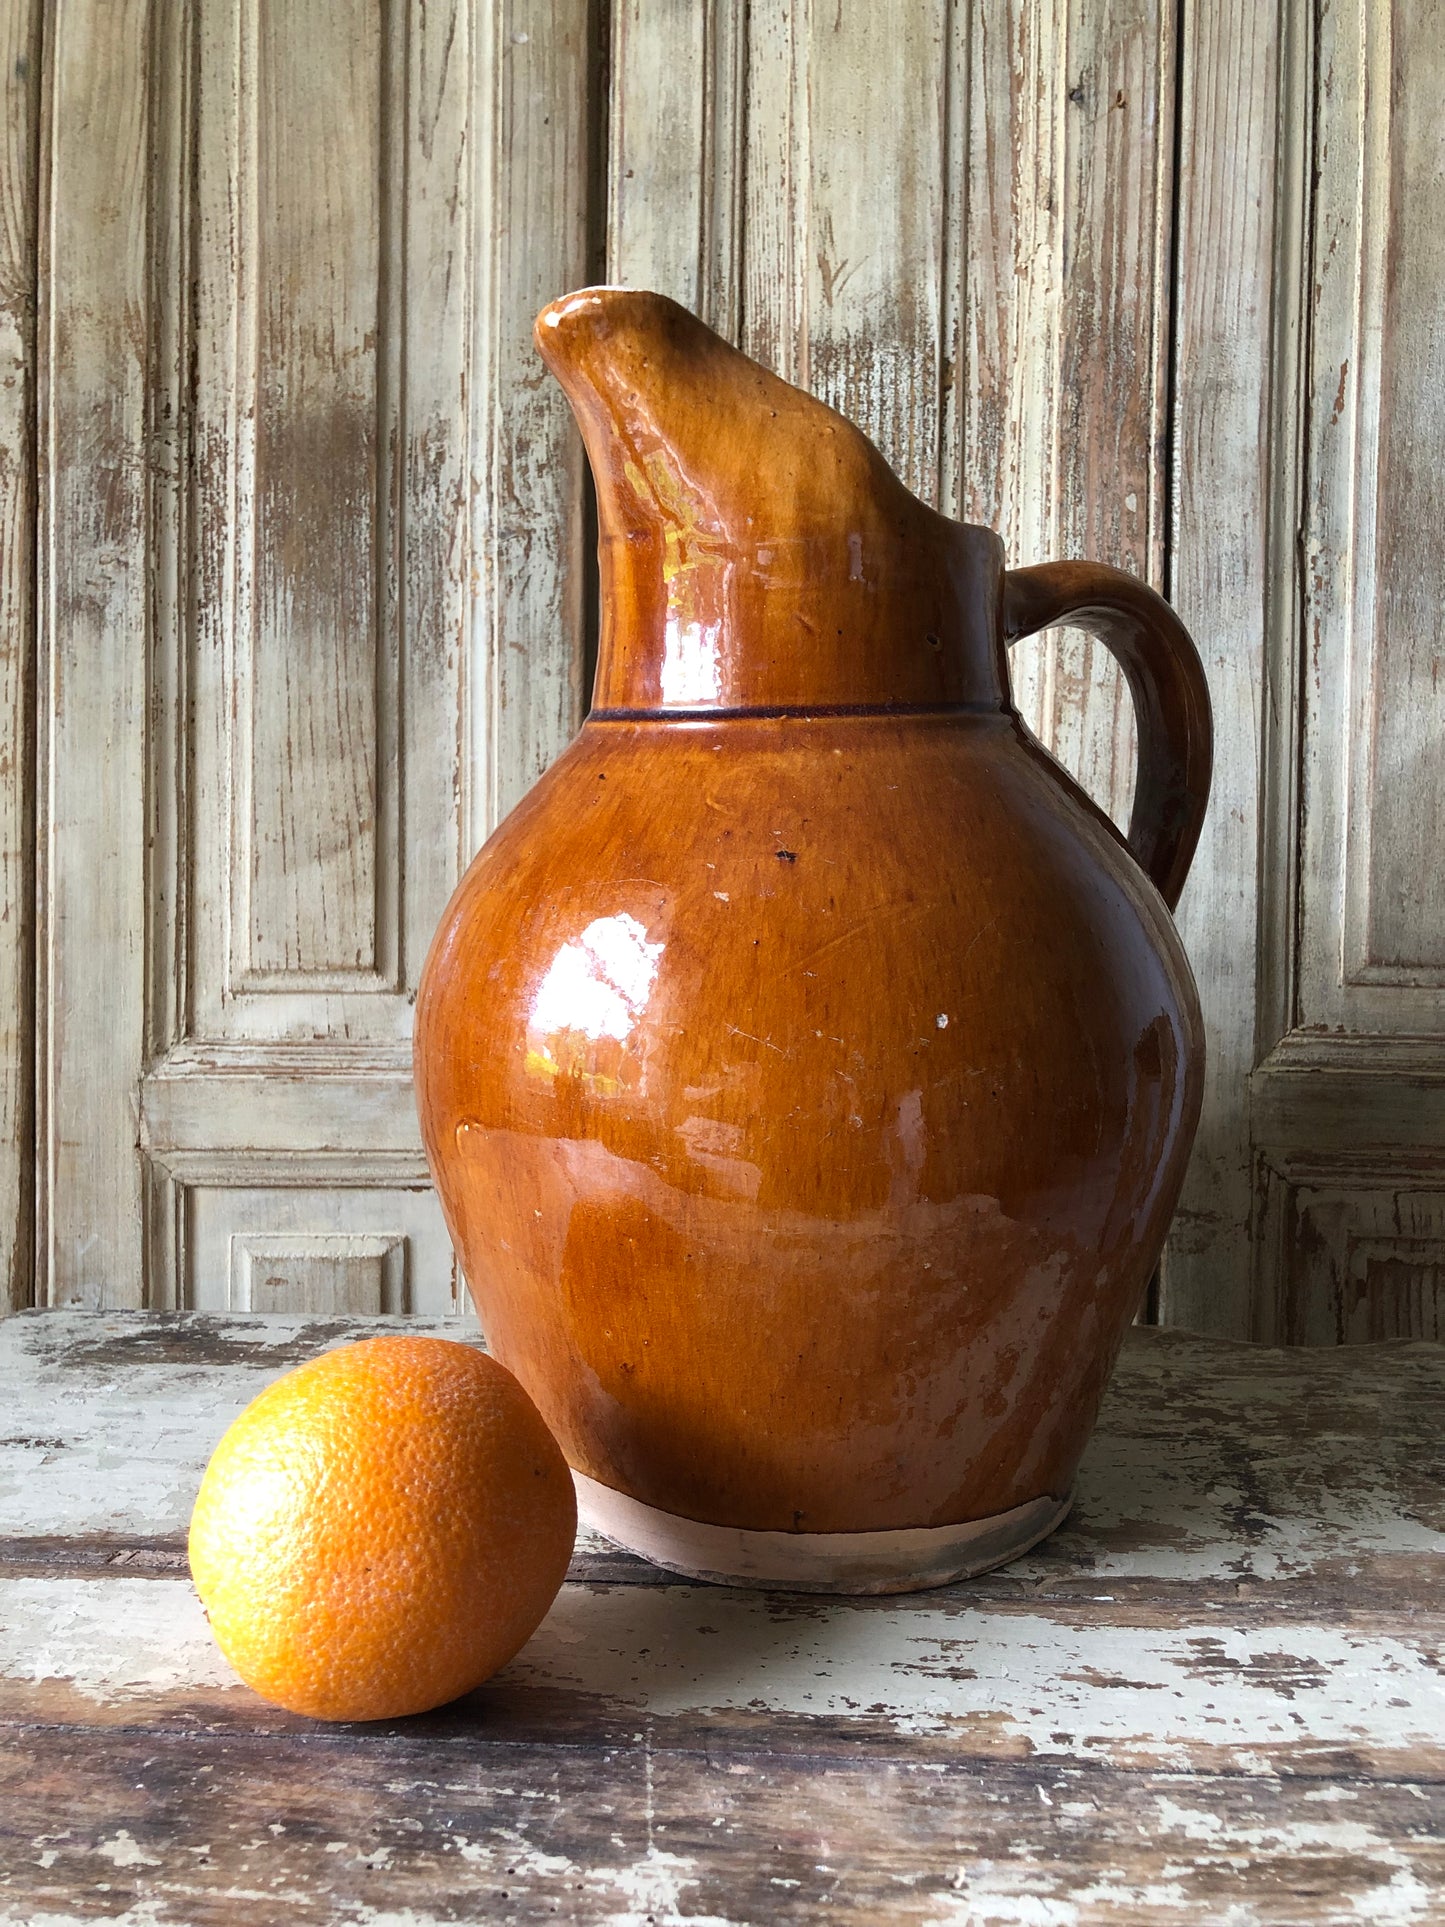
[415,288,1211,1593]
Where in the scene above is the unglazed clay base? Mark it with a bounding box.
[573,1471,1073,1595]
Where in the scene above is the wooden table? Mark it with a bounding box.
[0,1313,1441,1925]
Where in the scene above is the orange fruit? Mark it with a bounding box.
[188,1335,576,1721]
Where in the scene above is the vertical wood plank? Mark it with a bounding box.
[798,3,952,503]
[146,0,478,1307]
[608,0,746,336]
[956,0,1065,563]
[1251,0,1445,1340]
[1293,0,1370,1040]
[957,0,1173,836]
[1046,0,1173,825]
[470,0,597,838]
[608,0,710,307]
[736,1,952,496]
[139,0,190,1305]
[0,0,40,1311]
[191,0,397,1000]
[1297,0,1445,1029]
[246,0,386,981]
[186,0,473,1037]
[1162,0,1291,1337]
[1357,0,1445,982]
[962,0,1060,787]
[38,0,151,1305]
[1346,0,1445,992]
[609,0,1170,833]
[40,0,601,1313]
[400,0,473,981]
[739,0,809,387]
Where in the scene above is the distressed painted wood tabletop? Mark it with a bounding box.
[0,1313,1441,1925]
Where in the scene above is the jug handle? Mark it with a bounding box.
[1002,562,1213,912]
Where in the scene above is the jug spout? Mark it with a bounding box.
[535,288,1008,714]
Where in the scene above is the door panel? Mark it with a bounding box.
[1251,0,1445,1338]
[37,0,594,1310]
[188,0,430,1044]
[1160,0,1285,1335]
[1297,0,1445,1032]
[0,0,40,1314]
[188,1187,453,1317]
[40,0,153,1307]
[19,0,1445,1334]
[245,0,393,987]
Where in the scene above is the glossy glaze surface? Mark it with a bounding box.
[415,289,1211,1539]
[419,710,1203,1530]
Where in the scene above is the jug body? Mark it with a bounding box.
[417,715,1205,1591]
[415,290,1211,1592]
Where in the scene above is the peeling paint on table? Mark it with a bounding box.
[0,1313,1442,1924]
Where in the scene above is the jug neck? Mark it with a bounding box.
[536,289,1011,715]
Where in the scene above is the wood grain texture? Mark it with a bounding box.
[0,0,39,1313]
[1,1315,1442,1921]
[791,2,952,503]
[611,0,959,493]
[244,0,389,983]
[607,1,1177,904]
[1258,1163,1445,1346]
[187,0,463,1036]
[469,0,596,836]
[737,1,956,499]
[33,0,603,1313]
[1345,0,1445,987]
[18,0,1445,1340]
[607,0,745,334]
[1249,0,1445,1337]
[37,0,152,1306]
[4,1724,1441,1927]
[4,1314,1440,1586]
[1299,0,1445,1029]
[228,1230,407,1314]
[1159,0,1287,1336]
[957,0,1174,837]
[186,1184,450,1316]
[150,0,440,1309]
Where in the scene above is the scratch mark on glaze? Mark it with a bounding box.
[724,1024,786,1057]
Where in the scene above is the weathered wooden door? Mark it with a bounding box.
[4,0,1443,1340]
[17,0,594,1313]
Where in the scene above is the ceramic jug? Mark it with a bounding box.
[416,288,1211,1594]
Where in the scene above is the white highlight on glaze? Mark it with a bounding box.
[660,617,723,704]
[538,287,633,330]
[529,915,664,1049]
[674,1117,761,1202]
